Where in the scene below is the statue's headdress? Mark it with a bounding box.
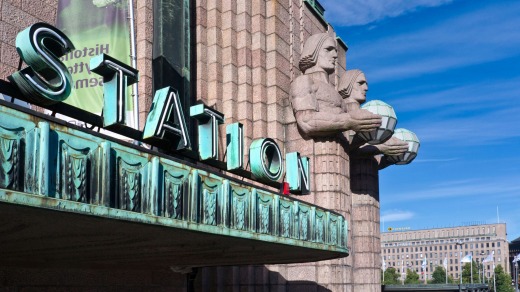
[299,33,332,73]
[338,69,363,99]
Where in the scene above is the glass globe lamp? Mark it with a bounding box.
[357,100,397,144]
[386,128,420,165]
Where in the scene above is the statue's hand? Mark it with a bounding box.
[376,137,408,156]
[348,109,382,132]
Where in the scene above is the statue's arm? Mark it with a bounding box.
[349,137,409,169]
[290,76,382,137]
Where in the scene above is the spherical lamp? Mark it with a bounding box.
[386,128,420,165]
[357,100,397,144]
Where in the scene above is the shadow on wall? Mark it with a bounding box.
[195,266,333,292]
[0,264,333,291]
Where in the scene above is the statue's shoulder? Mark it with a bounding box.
[292,74,313,89]
[290,74,318,112]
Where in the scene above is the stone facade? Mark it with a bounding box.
[0,0,393,291]
[382,223,509,281]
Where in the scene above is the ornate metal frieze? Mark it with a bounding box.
[0,129,22,190]
[0,102,349,254]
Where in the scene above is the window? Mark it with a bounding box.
[492,243,495,248]
[420,253,423,258]
[498,242,500,247]
[498,250,501,255]
[498,257,501,262]
[486,243,489,248]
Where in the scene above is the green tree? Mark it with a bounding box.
[404,268,421,284]
[431,266,447,284]
[462,260,479,283]
[490,264,514,292]
[382,267,401,285]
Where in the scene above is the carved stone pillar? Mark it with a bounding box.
[350,156,382,291]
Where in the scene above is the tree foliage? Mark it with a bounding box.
[431,266,448,284]
[491,264,514,292]
[382,267,401,285]
[404,268,421,284]
[461,261,479,284]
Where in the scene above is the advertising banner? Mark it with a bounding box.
[56,0,134,126]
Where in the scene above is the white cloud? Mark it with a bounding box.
[336,1,520,84]
[387,77,520,113]
[321,0,454,26]
[381,210,415,222]
[385,176,520,203]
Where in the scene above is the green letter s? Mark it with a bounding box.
[8,22,75,105]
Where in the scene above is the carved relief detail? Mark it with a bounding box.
[164,171,185,219]
[118,160,142,212]
[281,208,291,238]
[61,143,90,202]
[315,216,324,243]
[0,136,20,190]
[203,189,217,225]
[231,187,249,231]
[235,198,245,230]
[301,214,309,240]
[330,221,338,245]
[259,203,270,234]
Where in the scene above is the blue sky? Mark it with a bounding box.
[321,0,520,240]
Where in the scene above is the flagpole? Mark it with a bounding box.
[492,251,496,292]
[515,262,520,292]
[493,263,496,292]
[470,252,473,284]
[445,253,448,284]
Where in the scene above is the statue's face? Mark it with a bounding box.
[352,73,368,103]
[316,37,337,74]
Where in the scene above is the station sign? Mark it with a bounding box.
[6,22,311,195]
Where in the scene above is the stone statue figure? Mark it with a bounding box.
[338,69,408,169]
[290,33,382,138]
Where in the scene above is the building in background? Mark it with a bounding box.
[382,223,509,281]
[509,236,520,281]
